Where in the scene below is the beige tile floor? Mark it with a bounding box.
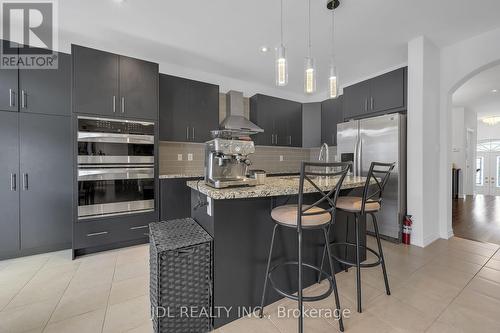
[0,236,499,333]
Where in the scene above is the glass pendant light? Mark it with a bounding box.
[328,5,339,99]
[275,0,288,86]
[304,0,316,94]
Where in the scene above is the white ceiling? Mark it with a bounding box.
[453,64,500,117]
[56,0,500,101]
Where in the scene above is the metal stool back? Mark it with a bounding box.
[359,162,396,215]
[259,161,350,333]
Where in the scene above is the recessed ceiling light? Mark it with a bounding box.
[113,0,125,3]
[492,89,499,93]
[260,46,268,53]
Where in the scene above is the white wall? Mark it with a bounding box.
[407,36,441,247]
[439,27,500,240]
[451,107,477,196]
[451,107,466,196]
[464,111,477,195]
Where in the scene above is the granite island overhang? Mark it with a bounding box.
[187,175,370,328]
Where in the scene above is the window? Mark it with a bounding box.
[476,157,484,186]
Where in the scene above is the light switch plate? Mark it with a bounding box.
[177,154,183,161]
[280,155,284,162]
[187,153,193,161]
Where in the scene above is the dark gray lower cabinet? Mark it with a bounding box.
[0,112,72,259]
[160,178,200,221]
[0,111,20,257]
[19,113,72,250]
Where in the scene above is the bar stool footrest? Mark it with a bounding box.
[329,242,382,268]
[268,261,334,302]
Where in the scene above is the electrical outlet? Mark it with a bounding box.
[279,155,284,162]
[177,154,183,161]
[187,153,193,161]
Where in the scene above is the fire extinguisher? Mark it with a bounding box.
[402,215,413,245]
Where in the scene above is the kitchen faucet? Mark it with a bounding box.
[319,143,330,175]
[319,143,329,163]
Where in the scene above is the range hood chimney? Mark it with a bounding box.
[220,91,263,135]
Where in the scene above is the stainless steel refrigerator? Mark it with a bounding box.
[337,113,407,241]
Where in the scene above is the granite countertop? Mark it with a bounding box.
[159,174,203,179]
[158,171,299,180]
[186,175,368,200]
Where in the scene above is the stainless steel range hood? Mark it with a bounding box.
[220,91,263,135]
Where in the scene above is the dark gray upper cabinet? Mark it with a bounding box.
[73,45,158,120]
[321,96,343,146]
[159,74,190,141]
[0,67,18,112]
[0,111,20,257]
[302,103,321,148]
[119,56,159,120]
[370,68,406,113]
[73,45,119,117]
[189,80,220,143]
[249,95,276,146]
[18,50,71,116]
[159,74,219,142]
[250,94,302,147]
[0,40,19,112]
[344,80,370,120]
[343,67,407,120]
[19,113,72,250]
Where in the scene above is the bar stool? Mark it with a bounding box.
[321,161,395,313]
[258,162,350,333]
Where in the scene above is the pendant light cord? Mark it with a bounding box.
[331,7,335,58]
[308,0,311,57]
[280,0,284,46]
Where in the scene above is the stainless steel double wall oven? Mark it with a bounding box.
[77,116,155,220]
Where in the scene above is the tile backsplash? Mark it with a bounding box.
[159,141,337,175]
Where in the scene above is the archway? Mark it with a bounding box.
[442,59,500,242]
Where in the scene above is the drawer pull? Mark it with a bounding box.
[130,225,148,230]
[175,247,196,256]
[87,231,108,237]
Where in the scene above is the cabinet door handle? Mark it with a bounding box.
[192,127,195,141]
[21,90,27,108]
[87,231,108,237]
[121,97,125,113]
[288,136,292,145]
[23,173,28,190]
[186,127,190,141]
[364,98,368,111]
[11,173,16,191]
[370,97,374,110]
[9,89,15,107]
[112,96,116,113]
[130,225,148,230]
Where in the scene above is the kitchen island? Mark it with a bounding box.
[188,175,369,328]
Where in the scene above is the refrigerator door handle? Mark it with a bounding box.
[353,137,359,177]
[358,137,363,176]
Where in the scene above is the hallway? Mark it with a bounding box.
[453,195,500,245]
